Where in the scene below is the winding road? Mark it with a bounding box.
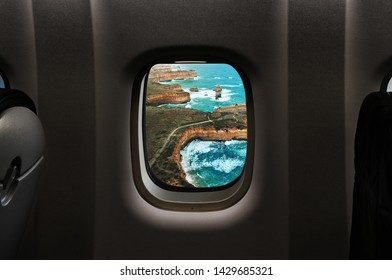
[149,116,213,167]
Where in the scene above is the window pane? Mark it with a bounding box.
[0,75,5,88]
[144,63,248,189]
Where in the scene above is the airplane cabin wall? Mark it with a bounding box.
[3,0,388,259]
[288,0,348,259]
[91,0,289,259]
[28,0,96,259]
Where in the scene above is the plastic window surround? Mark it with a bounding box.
[380,71,392,95]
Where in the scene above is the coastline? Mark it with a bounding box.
[169,128,247,186]
[145,64,248,188]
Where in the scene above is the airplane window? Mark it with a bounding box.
[144,63,248,190]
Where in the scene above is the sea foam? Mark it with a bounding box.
[180,140,247,187]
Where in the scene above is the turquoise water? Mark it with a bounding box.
[0,76,4,88]
[153,64,247,188]
[160,63,246,112]
[180,140,247,188]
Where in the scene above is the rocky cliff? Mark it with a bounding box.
[215,104,246,113]
[146,82,190,106]
[150,83,182,92]
[148,70,197,82]
[146,91,190,106]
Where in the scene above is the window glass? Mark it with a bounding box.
[0,75,5,88]
[144,63,248,189]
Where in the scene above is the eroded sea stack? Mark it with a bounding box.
[213,85,222,99]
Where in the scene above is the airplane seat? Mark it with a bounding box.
[0,89,44,259]
[350,75,392,259]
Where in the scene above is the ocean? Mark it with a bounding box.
[160,63,246,112]
[180,139,247,188]
[159,63,247,188]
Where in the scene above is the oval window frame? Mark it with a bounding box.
[130,59,255,211]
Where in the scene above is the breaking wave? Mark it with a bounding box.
[180,139,247,188]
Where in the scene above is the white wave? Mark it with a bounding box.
[181,140,245,174]
[224,140,246,146]
[185,104,191,108]
[220,84,243,88]
[185,140,215,154]
[189,90,214,99]
[188,89,233,102]
[210,157,244,173]
[190,156,244,174]
[214,77,222,79]
[180,149,196,185]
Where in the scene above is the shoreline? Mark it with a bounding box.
[168,127,247,186]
